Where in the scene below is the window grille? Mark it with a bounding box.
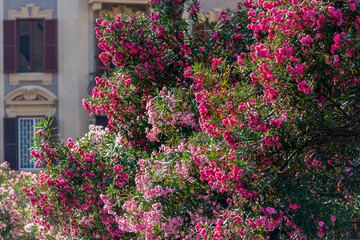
[18,117,41,170]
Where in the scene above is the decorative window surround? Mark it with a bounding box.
[99,4,146,17]
[4,86,57,117]
[198,9,221,22]
[88,0,148,11]
[6,4,55,82]
[9,73,52,86]
[8,4,53,20]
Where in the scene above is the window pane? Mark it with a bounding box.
[32,21,44,72]
[19,21,30,72]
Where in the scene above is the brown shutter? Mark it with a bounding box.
[3,20,17,73]
[44,19,57,72]
[4,118,18,170]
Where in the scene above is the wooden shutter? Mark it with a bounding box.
[4,118,18,170]
[44,19,57,72]
[3,20,17,73]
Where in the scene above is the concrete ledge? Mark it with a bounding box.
[88,0,148,11]
[9,73,52,86]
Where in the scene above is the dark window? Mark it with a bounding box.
[18,20,44,72]
[3,19,57,73]
[95,115,108,129]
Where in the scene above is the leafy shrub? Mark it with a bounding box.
[28,0,360,239]
[0,162,37,240]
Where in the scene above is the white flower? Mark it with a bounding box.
[24,223,34,233]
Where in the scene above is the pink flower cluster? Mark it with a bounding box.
[27,0,360,239]
[0,162,38,239]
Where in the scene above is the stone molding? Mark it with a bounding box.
[88,0,148,11]
[99,4,146,17]
[4,86,57,117]
[8,4,53,20]
[9,73,52,86]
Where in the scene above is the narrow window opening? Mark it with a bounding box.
[18,20,44,72]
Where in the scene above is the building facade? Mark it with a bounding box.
[0,0,237,170]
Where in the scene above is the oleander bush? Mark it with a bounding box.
[27,0,360,239]
[0,162,37,240]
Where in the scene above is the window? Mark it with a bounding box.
[18,117,42,170]
[3,19,57,73]
[18,20,44,72]
[4,117,56,171]
[95,115,108,128]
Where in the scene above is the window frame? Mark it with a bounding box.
[3,19,58,73]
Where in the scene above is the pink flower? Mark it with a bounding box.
[328,6,335,12]
[200,228,207,236]
[151,11,159,20]
[306,35,314,43]
[113,165,124,175]
[317,231,325,237]
[318,221,324,227]
[289,203,298,210]
[195,222,203,232]
[298,80,312,94]
[331,216,336,222]
[266,207,277,215]
[211,57,223,71]
[350,3,356,11]
[237,56,244,65]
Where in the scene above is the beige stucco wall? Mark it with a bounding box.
[58,0,94,140]
[199,0,238,12]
